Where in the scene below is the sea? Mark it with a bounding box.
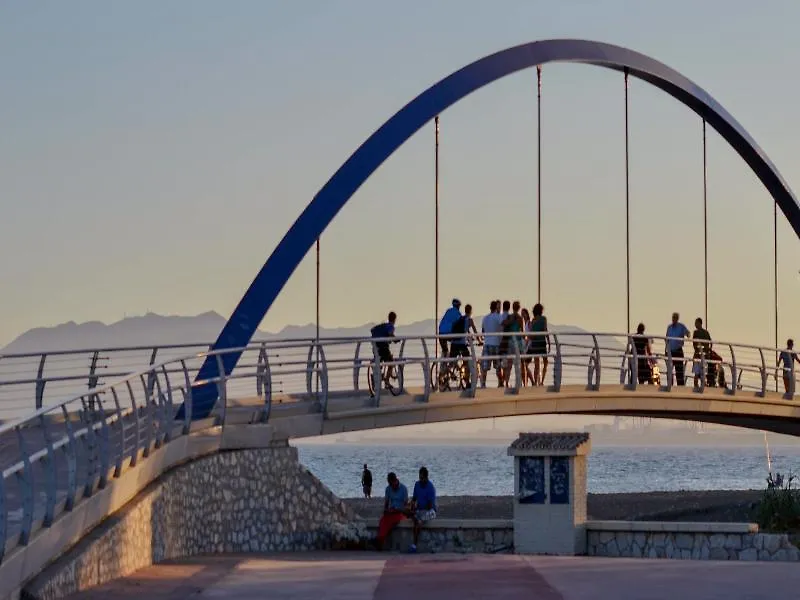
[295,442,800,498]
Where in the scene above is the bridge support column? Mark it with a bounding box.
[508,432,590,555]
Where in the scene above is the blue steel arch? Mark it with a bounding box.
[188,38,800,418]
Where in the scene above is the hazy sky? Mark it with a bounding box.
[3,1,800,349]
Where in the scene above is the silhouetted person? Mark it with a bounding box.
[666,312,690,385]
[361,464,373,498]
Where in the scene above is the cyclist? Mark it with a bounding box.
[437,298,462,357]
[371,312,398,378]
[449,304,478,387]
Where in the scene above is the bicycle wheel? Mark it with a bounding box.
[383,366,401,396]
[429,363,442,392]
[367,364,376,396]
[457,359,471,390]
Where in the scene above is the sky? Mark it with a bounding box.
[2,1,800,349]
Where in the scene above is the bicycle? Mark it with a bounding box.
[430,341,482,392]
[367,361,401,397]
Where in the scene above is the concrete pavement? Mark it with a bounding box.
[63,552,800,599]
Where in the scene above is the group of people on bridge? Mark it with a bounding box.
[370,304,800,394]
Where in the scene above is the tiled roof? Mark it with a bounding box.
[508,432,590,451]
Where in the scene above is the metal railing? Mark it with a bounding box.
[0,330,796,565]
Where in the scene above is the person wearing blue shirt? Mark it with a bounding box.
[370,311,398,377]
[376,472,410,549]
[409,466,437,553]
[665,312,690,386]
[438,298,462,357]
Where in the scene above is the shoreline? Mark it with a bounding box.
[345,490,764,522]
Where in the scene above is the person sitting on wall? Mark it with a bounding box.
[376,472,410,549]
[409,466,437,553]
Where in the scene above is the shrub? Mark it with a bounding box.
[756,472,800,533]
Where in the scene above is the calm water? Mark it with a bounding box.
[296,443,800,498]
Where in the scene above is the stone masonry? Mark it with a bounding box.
[23,446,357,600]
[367,521,514,554]
[588,529,800,561]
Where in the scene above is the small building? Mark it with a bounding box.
[507,432,591,555]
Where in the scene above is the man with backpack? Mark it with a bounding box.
[371,312,398,378]
[437,298,462,357]
[449,304,476,360]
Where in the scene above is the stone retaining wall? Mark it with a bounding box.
[23,446,355,600]
[587,521,800,561]
[367,519,513,554]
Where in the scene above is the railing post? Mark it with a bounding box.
[549,333,561,392]
[140,374,154,458]
[587,334,600,390]
[306,343,316,398]
[60,405,78,511]
[317,343,330,419]
[421,339,431,402]
[15,427,34,546]
[39,415,57,527]
[126,380,141,467]
[758,348,767,397]
[215,354,228,425]
[35,353,47,409]
[628,336,638,391]
[146,347,158,398]
[353,341,362,393]
[467,334,478,397]
[698,354,707,394]
[511,334,522,394]
[665,344,674,392]
[180,360,192,433]
[110,387,125,477]
[256,343,267,397]
[258,348,272,423]
[95,393,111,488]
[157,366,172,444]
[0,474,6,562]
[371,340,382,407]
[397,339,407,394]
[727,344,737,396]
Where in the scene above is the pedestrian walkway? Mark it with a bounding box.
[64,552,800,599]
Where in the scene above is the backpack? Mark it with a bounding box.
[451,315,467,335]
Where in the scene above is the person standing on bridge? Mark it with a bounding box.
[438,298,462,358]
[361,464,373,498]
[692,318,712,388]
[481,301,503,388]
[530,303,550,386]
[665,313,690,386]
[778,339,800,393]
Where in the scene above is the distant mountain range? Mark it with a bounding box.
[1,312,610,354]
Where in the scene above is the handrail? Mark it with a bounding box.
[0,329,797,569]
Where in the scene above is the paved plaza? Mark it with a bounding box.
[65,552,800,599]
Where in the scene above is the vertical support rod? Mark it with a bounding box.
[702,119,709,327]
[315,237,320,396]
[434,115,440,362]
[624,69,631,333]
[536,65,542,304]
[774,200,779,391]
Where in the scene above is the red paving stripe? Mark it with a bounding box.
[373,555,564,600]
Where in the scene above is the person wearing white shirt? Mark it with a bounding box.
[480,300,504,388]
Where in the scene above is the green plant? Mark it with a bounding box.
[756,472,800,533]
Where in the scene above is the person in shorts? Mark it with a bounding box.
[481,301,503,387]
[370,312,397,376]
[410,466,437,553]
